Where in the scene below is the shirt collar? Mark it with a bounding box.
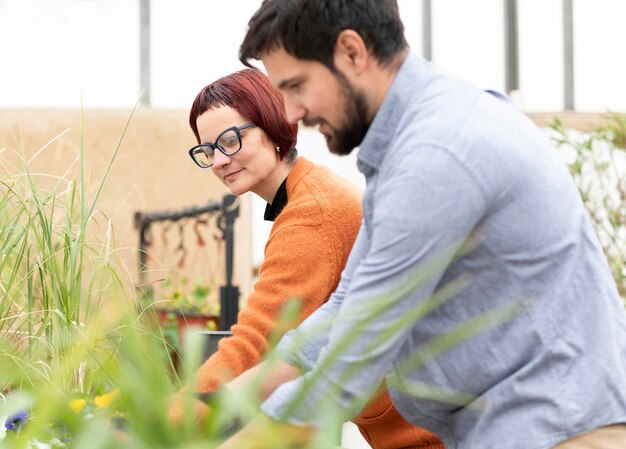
[264,177,289,222]
[357,52,430,176]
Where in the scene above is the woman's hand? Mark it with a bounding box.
[166,389,212,426]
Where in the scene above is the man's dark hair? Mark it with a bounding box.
[239,0,408,70]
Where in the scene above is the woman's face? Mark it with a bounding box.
[195,106,280,199]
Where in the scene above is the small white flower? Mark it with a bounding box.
[28,439,52,449]
[48,437,65,448]
[0,415,7,441]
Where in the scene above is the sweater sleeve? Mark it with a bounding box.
[274,223,368,372]
[195,222,342,392]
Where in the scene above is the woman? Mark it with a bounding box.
[185,69,443,449]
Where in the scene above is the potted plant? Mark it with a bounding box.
[152,276,220,368]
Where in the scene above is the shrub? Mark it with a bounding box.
[551,114,626,301]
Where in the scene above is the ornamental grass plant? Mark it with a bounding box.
[0,107,203,448]
[551,114,626,301]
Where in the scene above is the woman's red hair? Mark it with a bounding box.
[189,69,298,161]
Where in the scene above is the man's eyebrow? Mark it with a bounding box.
[277,76,301,90]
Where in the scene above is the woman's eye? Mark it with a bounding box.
[223,136,238,148]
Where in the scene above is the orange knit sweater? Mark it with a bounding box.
[195,157,443,449]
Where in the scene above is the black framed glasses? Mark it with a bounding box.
[188,123,257,168]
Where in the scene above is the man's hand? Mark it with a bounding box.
[217,413,314,449]
[166,390,212,426]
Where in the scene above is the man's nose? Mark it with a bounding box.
[284,97,306,124]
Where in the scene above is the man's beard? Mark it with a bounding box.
[304,72,370,156]
[330,77,370,155]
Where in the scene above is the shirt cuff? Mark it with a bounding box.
[260,368,367,428]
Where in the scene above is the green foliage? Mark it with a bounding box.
[0,109,319,448]
[551,114,626,300]
[0,114,138,391]
[0,106,206,447]
[160,276,218,316]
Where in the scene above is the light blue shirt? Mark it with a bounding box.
[262,52,626,449]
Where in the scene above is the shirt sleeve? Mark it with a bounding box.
[261,145,488,425]
[195,222,344,392]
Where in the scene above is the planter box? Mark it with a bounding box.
[156,309,219,342]
[196,330,233,361]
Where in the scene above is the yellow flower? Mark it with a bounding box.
[94,390,119,410]
[69,398,87,413]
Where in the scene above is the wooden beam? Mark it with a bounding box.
[527,112,609,132]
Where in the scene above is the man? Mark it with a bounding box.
[219,1,626,448]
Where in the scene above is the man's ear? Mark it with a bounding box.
[333,29,369,76]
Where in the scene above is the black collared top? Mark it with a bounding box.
[263,178,288,222]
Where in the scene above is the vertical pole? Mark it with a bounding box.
[422,0,432,60]
[219,195,240,331]
[134,212,149,291]
[504,0,519,94]
[140,0,151,106]
[563,0,575,110]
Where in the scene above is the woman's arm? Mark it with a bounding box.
[195,223,345,392]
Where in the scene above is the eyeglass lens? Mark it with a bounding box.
[193,129,242,167]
